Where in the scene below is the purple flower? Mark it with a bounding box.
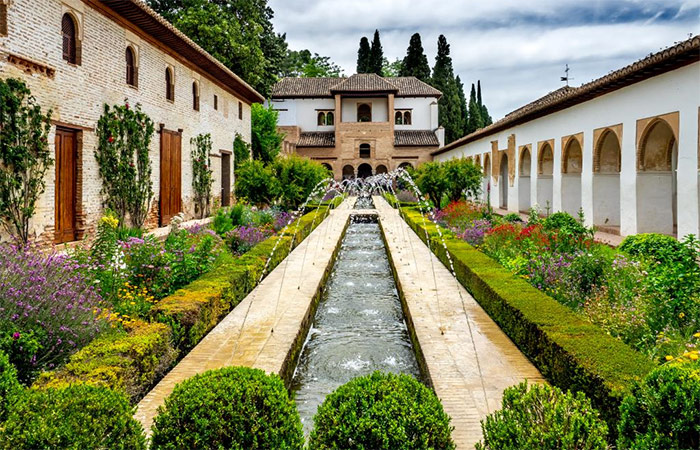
[12,332,20,340]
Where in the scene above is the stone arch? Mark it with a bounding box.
[317,111,326,126]
[342,164,355,180]
[593,128,622,228]
[398,162,413,170]
[321,162,332,172]
[357,103,372,122]
[636,118,678,234]
[499,153,509,209]
[518,146,531,212]
[561,135,583,217]
[482,153,491,203]
[536,141,554,212]
[357,163,372,178]
[375,164,388,174]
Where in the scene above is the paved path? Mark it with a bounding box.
[135,198,355,435]
[376,197,544,449]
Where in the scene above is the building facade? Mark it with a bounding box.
[270,73,443,179]
[0,0,263,244]
[433,37,700,240]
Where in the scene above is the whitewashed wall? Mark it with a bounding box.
[434,63,700,239]
[273,97,335,130]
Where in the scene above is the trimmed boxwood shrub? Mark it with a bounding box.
[400,207,655,435]
[476,382,608,450]
[0,384,146,449]
[308,372,454,450]
[151,367,303,450]
[0,351,21,422]
[617,361,700,450]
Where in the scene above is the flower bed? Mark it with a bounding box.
[399,206,655,432]
[32,200,342,401]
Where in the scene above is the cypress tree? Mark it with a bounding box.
[466,83,483,134]
[369,30,384,75]
[357,37,371,73]
[456,76,468,136]
[477,80,493,126]
[399,33,431,82]
[431,35,463,144]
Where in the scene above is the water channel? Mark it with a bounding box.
[290,197,421,434]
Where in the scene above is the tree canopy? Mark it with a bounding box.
[280,50,343,78]
[357,37,371,73]
[431,35,464,144]
[399,33,431,82]
[251,103,282,163]
[369,30,384,75]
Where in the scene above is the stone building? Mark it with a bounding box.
[270,73,443,179]
[433,36,700,240]
[0,0,263,244]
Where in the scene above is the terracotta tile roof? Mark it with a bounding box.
[331,73,398,93]
[433,35,700,156]
[395,130,440,147]
[100,0,263,103]
[387,77,442,97]
[298,131,335,147]
[271,75,441,98]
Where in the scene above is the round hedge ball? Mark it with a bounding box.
[308,371,454,450]
[151,366,304,450]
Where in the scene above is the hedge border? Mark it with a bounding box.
[33,198,343,403]
[399,206,655,433]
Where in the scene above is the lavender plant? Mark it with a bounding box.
[0,244,107,383]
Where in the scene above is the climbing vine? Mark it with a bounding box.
[0,78,52,243]
[95,101,154,228]
[191,133,213,219]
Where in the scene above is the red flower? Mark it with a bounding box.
[108,136,114,143]
[125,103,130,110]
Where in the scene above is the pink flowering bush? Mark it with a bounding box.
[0,244,107,383]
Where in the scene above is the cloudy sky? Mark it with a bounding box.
[268,0,699,120]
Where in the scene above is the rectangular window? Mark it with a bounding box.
[238,101,243,120]
[0,4,7,36]
[214,95,218,110]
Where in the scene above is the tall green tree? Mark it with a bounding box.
[456,76,469,136]
[399,33,431,82]
[466,83,483,134]
[477,80,493,126]
[369,30,384,75]
[382,58,403,77]
[431,35,463,144]
[251,103,283,163]
[281,49,342,78]
[147,0,286,97]
[357,37,371,73]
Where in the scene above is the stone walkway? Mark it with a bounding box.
[375,197,544,448]
[135,198,355,435]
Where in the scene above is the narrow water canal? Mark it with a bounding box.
[291,206,421,434]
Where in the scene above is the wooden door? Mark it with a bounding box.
[221,152,231,206]
[160,129,182,225]
[54,128,77,243]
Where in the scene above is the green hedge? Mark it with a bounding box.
[400,207,655,433]
[33,320,176,403]
[32,203,341,403]
[152,203,339,352]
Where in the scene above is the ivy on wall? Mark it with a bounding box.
[95,101,154,228]
[190,133,213,219]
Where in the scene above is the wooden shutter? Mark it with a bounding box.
[62,14,76,63]
[126,47,136,86]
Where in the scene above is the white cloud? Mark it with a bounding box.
[268,0,699,119]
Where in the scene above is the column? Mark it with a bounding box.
[619,119,637,236]
[581,130,594,227]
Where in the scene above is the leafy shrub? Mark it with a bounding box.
[544,211,586,235]
[0,384,146,449]
[226,225,273,255]
[273,154,330,210]
[617,361,700,450]
[151,367,303,450]
[233,132,250,169]
[251,103,283,163]
[308,371,454,450]
[444,158,482,201]
[476,382,608,450]
[414,161,448,207]
[0,351,21,421]
[235,159,280,206]
[190,133,214,219]
[503,212,522,223]
[619,233,693,266]
[0,244,107,383]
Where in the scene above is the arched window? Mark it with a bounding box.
[165,67,174,101]
[62,14,78,64]
[192,81,199,111]
[125,47,137,87]
[325,111,334,126]
[357,103,372,122]
[317,112,326,126]
[395,111,403,125]
[403,111,412,125]
[359,143,371,158]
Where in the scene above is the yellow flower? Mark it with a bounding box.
[665,355,674,361]
[679,312,685,319]
[690,353,699,361]
[694,332,700,338]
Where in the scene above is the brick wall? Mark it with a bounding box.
[0,0,253,242]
